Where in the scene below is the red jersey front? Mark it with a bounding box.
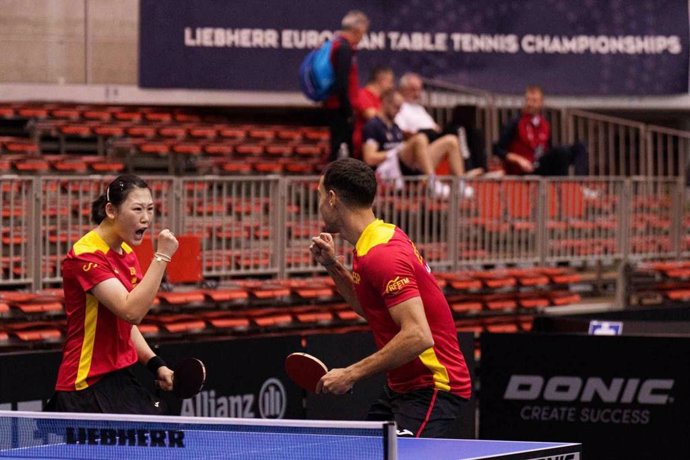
[55,231,141,391]
[352,219,471,398]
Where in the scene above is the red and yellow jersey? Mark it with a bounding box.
[55,231,142,391]
[352,219,471,398]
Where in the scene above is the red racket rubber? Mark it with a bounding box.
[285,353,328,393]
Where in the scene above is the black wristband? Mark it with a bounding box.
[146,355,167,376]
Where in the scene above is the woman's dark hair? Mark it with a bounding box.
[91,175,150,224]
[323,158,377,208]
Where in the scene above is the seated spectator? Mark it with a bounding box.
[353,66,395,159]
[362,89,471,198]
[493,85,587,176]
[395,73,486,176]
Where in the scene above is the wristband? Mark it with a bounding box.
[146,355,167,376]
[154,252,172,263]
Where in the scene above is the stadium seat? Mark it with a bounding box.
[0,106,16,118]
[150,314,207,334]
[59,124,92,137]
[202,311,251,331]
[159,126,188,138]
[144,112,173,123]
[203,287,249,304]
[83,110,111,122]
[189,126,217,139]
[7,321,62,342]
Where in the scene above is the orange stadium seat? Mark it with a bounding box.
[189,126,217,139]
[202,311,251,331]
[218,126,247,139]
[0,106,15,118]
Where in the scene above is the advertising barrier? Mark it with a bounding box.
[480,333,690,459]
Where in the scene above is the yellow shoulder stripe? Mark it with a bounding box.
[355,219,396,257]
[72,231,110,256]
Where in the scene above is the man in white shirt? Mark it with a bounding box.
[396,73,487,177]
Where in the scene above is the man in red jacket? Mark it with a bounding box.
[493,85,587,176]
[324,10,369,163]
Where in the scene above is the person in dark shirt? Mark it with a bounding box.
[362,89,470,198]
[324,10,370,162]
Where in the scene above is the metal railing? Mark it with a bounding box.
[421,83,690,178]
[566,110,648,176]
[646,125,690,179]
[1,174,687,291]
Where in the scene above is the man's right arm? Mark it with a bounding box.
[310,233,363,316]
[362,139,393,167]
[492,118,519,161]
[493,118,533,172]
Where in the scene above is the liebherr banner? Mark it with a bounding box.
[140,0,689,95]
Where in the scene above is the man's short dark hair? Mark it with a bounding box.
[323,158,377,208]
[525,85,544,95]
[380,88,399,103]
[367,65,393,84]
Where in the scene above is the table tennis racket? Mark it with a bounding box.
[285,352,328,393]
[173,357,206,399]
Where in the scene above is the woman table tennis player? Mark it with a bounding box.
[46,174,178,414]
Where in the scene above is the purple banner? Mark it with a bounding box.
[140,0,689,95]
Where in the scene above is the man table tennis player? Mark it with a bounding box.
[309,158,471,438]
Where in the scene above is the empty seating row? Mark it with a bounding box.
[623,259,690,307]
[0,153,124,174]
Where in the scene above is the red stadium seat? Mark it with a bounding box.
[127,126,157,138]
[0,106,16,118]
[157,291,206,306]
[159,126,188,138]
[59,124,92,137]
[218,127,246,139]
[113,111,143,122]
[253,313,293,328]
[203,288,249,303]
[247,128,275,141]
[83,110,111,122]
[51,108,81,120]
[14,159,50,173]
[294,145,321,157]
[204,143,233,156]
[8,322,62,342]
[17,107,49,118]
[276,128,302,141]
[139,142,170,155]
[222,161,253,174]
[150,314,207,333]
[235,144,264,156]
[202,312,251,330]
[91,160,125,173]
[265,144,293,156]
[144,112,173,123]
[189,126,217,139]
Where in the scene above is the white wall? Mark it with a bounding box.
[0,0,137,85]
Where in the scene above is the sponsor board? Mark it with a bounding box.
[480,333,690,459]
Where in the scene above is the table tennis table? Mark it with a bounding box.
[0,411,581,460]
